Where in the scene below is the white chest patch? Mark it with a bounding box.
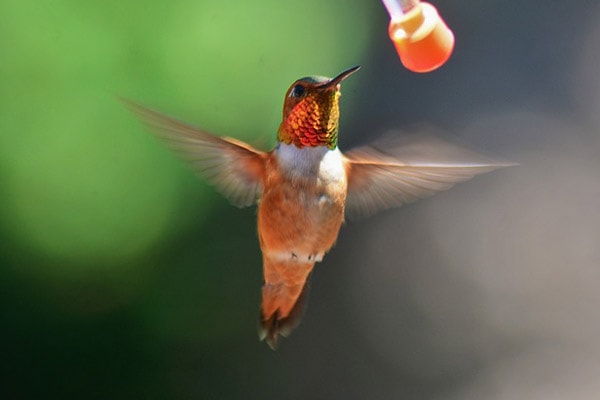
[276,143,346,184]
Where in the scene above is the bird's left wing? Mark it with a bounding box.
[344,143,512,218]
[122,99,267,207]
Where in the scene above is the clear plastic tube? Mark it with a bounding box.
[381,0,419,19]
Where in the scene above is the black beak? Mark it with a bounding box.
[318,65,360,89]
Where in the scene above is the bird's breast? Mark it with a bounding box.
[275,143,346,182]
[273,144,347,208]
[257,144,348,260]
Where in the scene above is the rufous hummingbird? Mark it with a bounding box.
[123,65,507,349]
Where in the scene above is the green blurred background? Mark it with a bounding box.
[3,0,600,398]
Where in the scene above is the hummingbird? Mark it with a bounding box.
[123,65,507,349]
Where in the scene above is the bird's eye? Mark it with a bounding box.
[290,84,305,98]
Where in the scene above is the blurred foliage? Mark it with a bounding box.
[0,0,375,398]
[0,0,374,271]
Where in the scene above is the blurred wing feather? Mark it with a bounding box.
[122,99,266,207]
[345,146,510,218]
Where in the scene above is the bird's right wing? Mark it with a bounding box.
[344,133,515,218]
[122,99,267,207]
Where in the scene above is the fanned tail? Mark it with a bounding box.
[258,279,311,350]
[258,256,314,350]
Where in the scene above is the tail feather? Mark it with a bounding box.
[258,274,312,350]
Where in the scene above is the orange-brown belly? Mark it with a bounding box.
[257,178,346,270]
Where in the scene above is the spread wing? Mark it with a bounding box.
[122,99,267,207]
[344,136,514,218]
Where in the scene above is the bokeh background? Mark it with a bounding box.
[2,0,600,398]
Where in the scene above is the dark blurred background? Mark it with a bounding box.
[2,0,600,398]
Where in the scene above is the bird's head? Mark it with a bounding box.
[278,65,359,149]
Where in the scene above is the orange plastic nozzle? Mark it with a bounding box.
[388,2,454,73]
